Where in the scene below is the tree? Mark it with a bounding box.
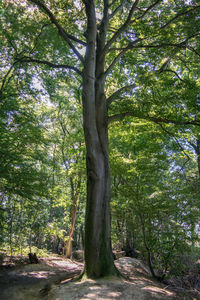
[109,118,200,279]
[2,0,200,278]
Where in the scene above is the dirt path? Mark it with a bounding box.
[47,258,178,300]
[0,256,199,300]
[0,256,83,300]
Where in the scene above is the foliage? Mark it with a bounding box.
[110,119,200,278]
[0,0,200,281]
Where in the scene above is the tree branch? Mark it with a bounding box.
[67,34,86,46]
[0,64,15,93]
[107,84,136,108]
[161,5,200,29]
[106,33,196,73]
[187,46,200,58]
[105,3,199,73]
[159,69,185,82]
[126,41,186,50]
[187,140,198,153]
[28,0,84,63]
[104,49,126,77]
[30,23,49,54]
[108,0,127,20]
[116,32,199,51]
[157,123,192,171]
[104,38,141,76]
[105,36,190,77]
[102,0,139,55]
[108,0,118,8]
[98,0,109,44]
[18,57,82,75]
[133,0,162,22]
[108,30,199,54]
[108,111,200,126]
[158,123,191,160]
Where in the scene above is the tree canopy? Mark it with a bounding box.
[1,0,200,280]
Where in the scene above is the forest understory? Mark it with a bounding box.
[0,254,199,300]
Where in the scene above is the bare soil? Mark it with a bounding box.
[0,255,82,300]
[0,255,199,300]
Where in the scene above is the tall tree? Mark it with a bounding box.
[2,0,200,278]
[109,118,200,278]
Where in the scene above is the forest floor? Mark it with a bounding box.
[0,254,199,300]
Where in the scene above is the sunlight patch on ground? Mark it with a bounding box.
[88,286,101,290]
[20,271,56,278]
[51,260,79,268]
[66,283,123,300]
[142,285,174,296]
[80,290,122,299]
[107,291,122,297]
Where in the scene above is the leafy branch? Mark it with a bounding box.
[104,38,141,76]
[17,57,82,76]
[108,0,127,20]
[0,64,16,94]
[107,84,136,107]
[161,4,200,29]
[133,0,162,23]
[157,123,191,171]
[159,69,185,82]
[105,32,199,75]
[102,0,139,56]
[108,111,200,127]
[28,0,85,63]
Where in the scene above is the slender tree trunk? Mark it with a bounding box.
[80,225,84,250]
[116,220,125,250]
[66,176,81,258]
[196,136,200,179]
[19,199,24,256]
[29,232,32,254]
[82,1,117,278]
[8,197,14,257]
[190,135,200,179]
[66,210,77,258]
[9,215,13,257]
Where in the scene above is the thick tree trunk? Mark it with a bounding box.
[83,73,117,277]
[84,133,117,277]
[82,0,117,278]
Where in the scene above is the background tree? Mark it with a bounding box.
[109,117,200,279]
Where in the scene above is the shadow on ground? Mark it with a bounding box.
[0,256,199,299]
[0,256,83,300]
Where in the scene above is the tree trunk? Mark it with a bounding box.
[82,1,117,278]
[116,220,125,250]
[83,119,117,277]
[190,135,200,179]
[66,211,77,258]
[196,136,200,179]
[66,176,81,258]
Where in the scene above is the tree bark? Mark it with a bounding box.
[66,176,81,258]
[82,0,117,278]
[189,135,200,179]
[196,136,200,179]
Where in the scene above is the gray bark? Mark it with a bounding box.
[82,0,117,278]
